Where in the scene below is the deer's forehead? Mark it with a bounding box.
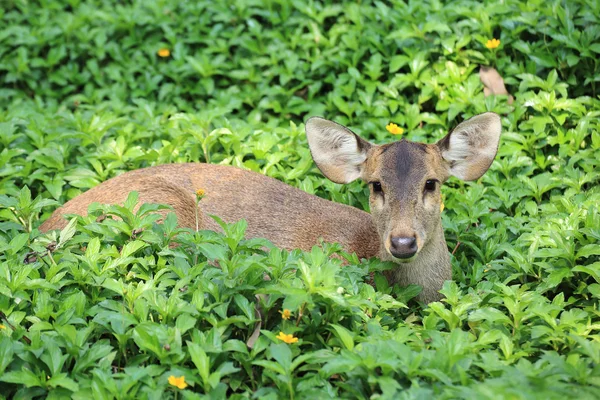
[367,140,441,186]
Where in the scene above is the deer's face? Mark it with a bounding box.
[363,140,448,261]
[306,113,501,263]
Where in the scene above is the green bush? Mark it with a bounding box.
[1,0,599,399]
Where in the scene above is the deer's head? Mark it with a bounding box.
[306,113,501,263]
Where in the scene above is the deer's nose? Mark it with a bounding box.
[390,236,418,259]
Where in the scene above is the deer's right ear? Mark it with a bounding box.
[305,117,372,184]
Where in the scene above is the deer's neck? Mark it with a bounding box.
[382,224,451,303]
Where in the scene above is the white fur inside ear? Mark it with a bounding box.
[440,112,501,181]
[306,117,369,183]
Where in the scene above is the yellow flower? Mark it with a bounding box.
[276,331,299,344]
[386,123,404,135]
[279,309,292,320]
[196,188,205,197]
[0,324,5,329]
[485,38,501,49]
[168,375,188,389]
[158,48,171,57]
[440,202,444,212]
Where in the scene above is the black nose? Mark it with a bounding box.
[390,236,418,259]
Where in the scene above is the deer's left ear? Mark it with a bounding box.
[437,112,502,181]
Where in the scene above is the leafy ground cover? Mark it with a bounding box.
[1,0,600,398]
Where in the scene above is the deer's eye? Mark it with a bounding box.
[424,179,437,192]
[371,182,383,193]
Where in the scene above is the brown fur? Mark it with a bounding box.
[39,163,381,260]
[362,140,452,302]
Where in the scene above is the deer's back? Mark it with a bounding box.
[40,163,380,259]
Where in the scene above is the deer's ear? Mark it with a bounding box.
[437,112,502,181]
[305,117,372,184]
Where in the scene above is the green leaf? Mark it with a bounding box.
[123,191,139,210]
[187,341,211,383]
[8,232,29,255]
[214,362,239,378]
[18,186,32,209]
[47,373,79,392]
[576,244,600,259]
[0,369,43,387]
[252,360,286,376]
[573,263,600,283]
[468,307,512,326]
[329,324,355,350]
[198,243,228,261]
[86,237,101,257]
[222,340,248,354]
[233,294,254,321]
[132,323,164,357]
[120,240,146,258]
[175,314,197,335]
[0,194,18,208]
[40,342,65,375]
[0,337,14,374]
[269,343,292,373]
[101,278,124,295]
[58,218,77,247]
[73,343,114,374]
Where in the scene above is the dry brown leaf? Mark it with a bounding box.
[480,66,514,104]
[246,294,266,349]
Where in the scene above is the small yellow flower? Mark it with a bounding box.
[386,123,404,135]
[168,375,188,389]
[157,48,171,58]
[0,324,5,329]
[485,38,501,49]
[196,188,205,197]
[440,202,444,212]
[279,309,292,320]
[276,331,299,344]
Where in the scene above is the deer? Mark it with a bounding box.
[40,112,501,303]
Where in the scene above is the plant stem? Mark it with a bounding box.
[288,379,294,400]
[195,200,199,232]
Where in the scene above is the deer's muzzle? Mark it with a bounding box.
[389,235,418,260]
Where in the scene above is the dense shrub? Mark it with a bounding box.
[1,1,599,398]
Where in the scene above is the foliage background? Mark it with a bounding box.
[1,0,599,399]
